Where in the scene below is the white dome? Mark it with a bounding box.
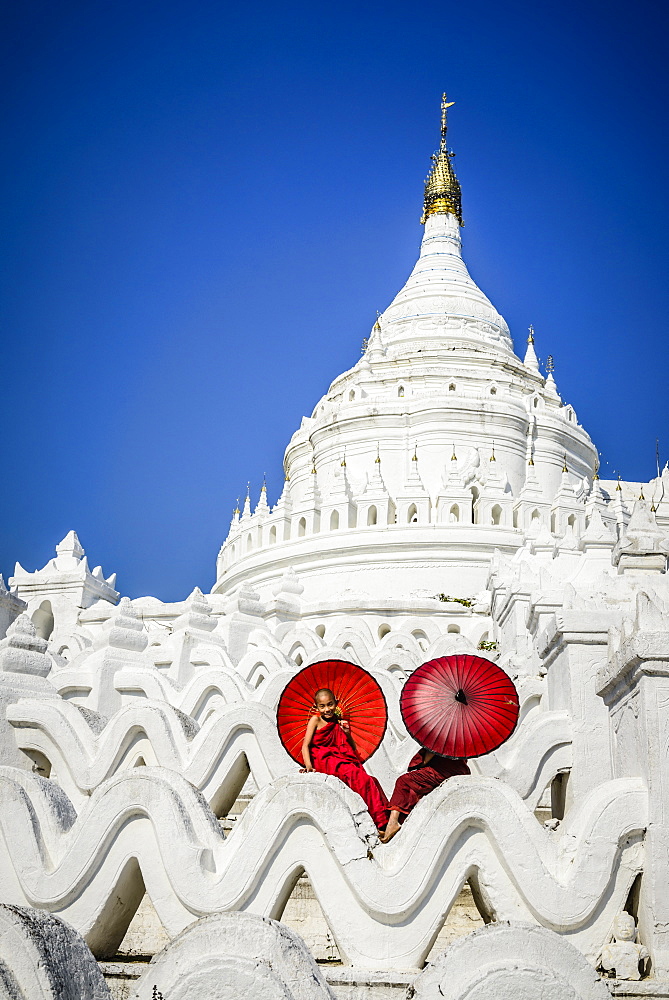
[213,193,598,607]
[213,97,600,608]
[381,213,513,356]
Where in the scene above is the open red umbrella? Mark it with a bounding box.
[400,654,519,759]
[277,659,387,764]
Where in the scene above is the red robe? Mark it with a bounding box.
[310,720,389,828]
[389,751,470,816]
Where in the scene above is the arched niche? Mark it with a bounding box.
[32,600,54,641]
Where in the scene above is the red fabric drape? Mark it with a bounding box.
[389,751,470,816]
[310,721,389,828]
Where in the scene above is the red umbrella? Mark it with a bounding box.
[400,654,519,759]
[277,659,387,764]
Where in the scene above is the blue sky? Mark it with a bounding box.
[2,0,667,601]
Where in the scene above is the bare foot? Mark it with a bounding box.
[380,816,401,843]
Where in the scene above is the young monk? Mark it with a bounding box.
[301,688,389,833]
[380,749,470,842]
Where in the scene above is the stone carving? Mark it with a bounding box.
[600,912,648,981]
[10,532,119,638]
[0,614,49,676]
[612,500,669,574]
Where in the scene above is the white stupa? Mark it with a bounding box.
[213,97,602,605]
[2,97,669,993]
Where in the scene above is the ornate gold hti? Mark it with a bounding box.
[421,93,463,226]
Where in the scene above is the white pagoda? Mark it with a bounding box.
[0,98,667,999]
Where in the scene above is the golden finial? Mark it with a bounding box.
[527,325,535,345]
[639,487,645,500]
[451,443,457,461]
[421,93,462,226]
[375,443,381,464]
[562,453,568,473]
[440,93,455,143]
[546,355,555,375]
[246,481,250,499]
[616,474,622,492]
[528,456,534,466]
[412,442,418,462]
[284,464,290,482]
[594,457,600,481]
[261,474,267,493]
[234,498,240,515]
[490,442,496,462]
[341,448,346,468]
[651,502,657,512]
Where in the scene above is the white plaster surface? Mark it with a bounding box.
[131,911,335,1000]
[0,762,647,968]
[411,922,611,999]
[0,902,110,999]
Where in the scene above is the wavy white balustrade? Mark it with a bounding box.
[49,612,498,716]
[475,710,573,810]
[111,656,410,733]
[7,699,291,811]
[0,765,646,969]
[8,696,571,809]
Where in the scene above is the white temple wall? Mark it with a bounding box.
[215,526,523,604]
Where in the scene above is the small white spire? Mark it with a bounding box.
[524,325,540,371]
[544,355,561,400]
[255,477,270,515]
[242,483,252,518]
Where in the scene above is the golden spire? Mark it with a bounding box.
[261,474,267,493]
[639,487,645,500]
[528,325,535,344]
[451,443,457,461]
[562,453,568,473]
[375,443,381,464]
[490,442,496,462]
[616,474,622,492]
[421,94,463,226]
[412,442,418,462]
[234,498,240,515]
[341,448,346,468]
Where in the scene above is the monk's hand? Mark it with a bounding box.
[340,720,350,733]
[300,766,315,773]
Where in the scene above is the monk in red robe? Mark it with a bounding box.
[380,749,470,842]
[301,688,389,832]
